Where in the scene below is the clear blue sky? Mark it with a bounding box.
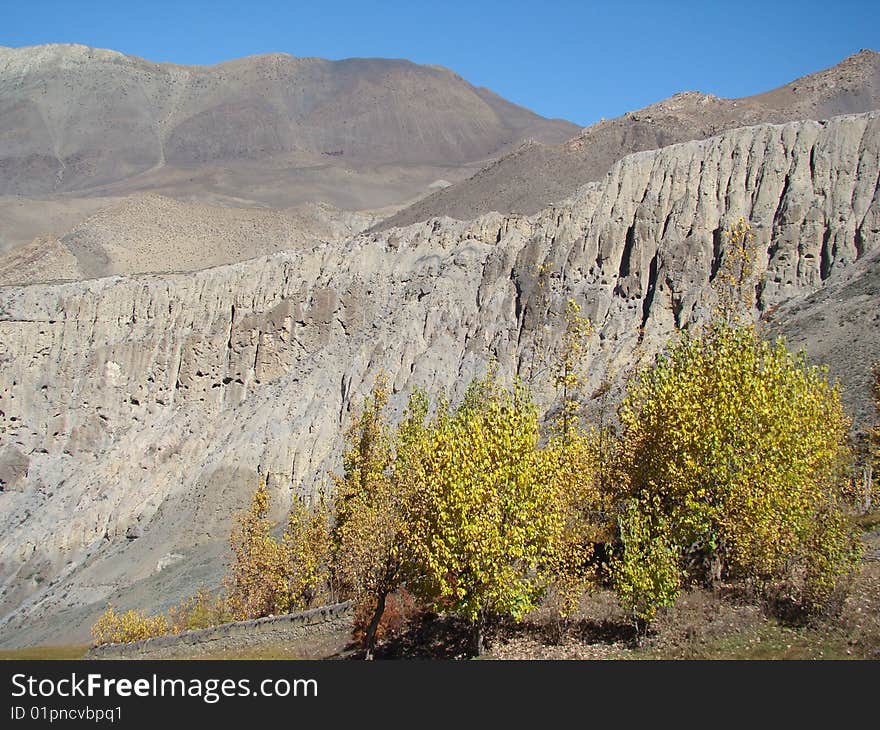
[3,0,879,126]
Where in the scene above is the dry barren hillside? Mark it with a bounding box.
[0,195,380,284]
[0,44,577,199]
[0,44,578,281]
[377,49,880,230]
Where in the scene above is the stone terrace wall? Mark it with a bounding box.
[87,601,354,659]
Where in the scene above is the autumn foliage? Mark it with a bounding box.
[225,478,332,621]
[91,605,170,646]
[613,322,860,623]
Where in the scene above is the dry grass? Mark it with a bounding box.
[0,645,89,660]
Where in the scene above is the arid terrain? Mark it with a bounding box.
[0,43,578,270]
[0,45,878,651]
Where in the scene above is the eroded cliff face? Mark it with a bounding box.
[1,113,878,646]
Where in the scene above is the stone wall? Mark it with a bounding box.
[87,601,354,660]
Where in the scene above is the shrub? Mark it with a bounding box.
[91,604,170,646]
[167,589,233,633]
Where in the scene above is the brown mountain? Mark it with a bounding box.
[0,44,578,200]
[376,49,880,231]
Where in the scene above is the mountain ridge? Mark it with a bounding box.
[0,43,579,197]
[375,49,880,231]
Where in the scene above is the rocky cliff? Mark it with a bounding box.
[1,112,878,647]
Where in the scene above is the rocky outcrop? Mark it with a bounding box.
[1,112,878,647]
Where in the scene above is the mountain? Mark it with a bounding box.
[0,44,578,201]
[375,49,880,231]
[1,112,878,647]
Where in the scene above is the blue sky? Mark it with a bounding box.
[3,0,879,126]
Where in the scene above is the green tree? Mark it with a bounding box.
[611,499,682,633]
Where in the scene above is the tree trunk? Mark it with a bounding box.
[708,553,723,586]
[363,592,387,661]
[634,616,648,646]
[472,612,487,657]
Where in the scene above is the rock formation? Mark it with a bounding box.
[1,112,878,647]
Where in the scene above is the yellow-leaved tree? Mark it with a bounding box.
[405,373,562,655]
[541,299,611,627]
[615,323,860,623]
[714,217,759,324]
[282,492,333,612]
[224,478,289,620]
[865,364,880,511]
[333,379,427,659]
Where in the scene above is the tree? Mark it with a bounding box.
[224,478,288,620]
[405,374,561,655]
[282,492,333,612]
[225,478,333,621]
[611,499,682,633]
[168,589,232,633]
[540,431,609,628]
[333,376,394,531]
[609,219,861,624]
[614,322,861,621]
[862,363,880,512]
[333,383,427,659]
[714,217,759,325]
[551,298,593,439]
[542,299,610,628]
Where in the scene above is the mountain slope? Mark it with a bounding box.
[1,112,878,647]
[0,195,379,284]
[0,44,578,197]
[376,49,880,230]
